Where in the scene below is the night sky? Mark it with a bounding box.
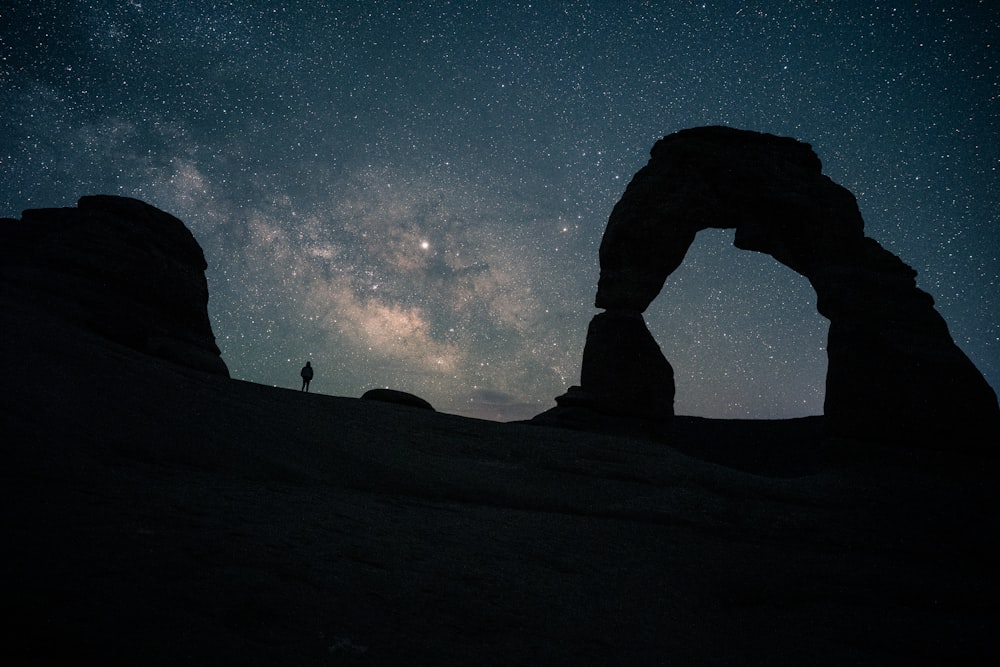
[3,1,997,421]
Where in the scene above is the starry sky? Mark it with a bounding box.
[3,1,998,421]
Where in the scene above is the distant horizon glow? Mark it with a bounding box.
[3,1,997,420]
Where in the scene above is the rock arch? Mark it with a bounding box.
[539,126,998,443]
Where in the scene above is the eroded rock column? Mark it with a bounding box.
[553,310,674,420]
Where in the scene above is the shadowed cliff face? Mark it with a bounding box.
[541,126,998,444]
[0,195,228,376]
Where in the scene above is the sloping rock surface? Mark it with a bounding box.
[0,195,228,376]
[3,245,998,666]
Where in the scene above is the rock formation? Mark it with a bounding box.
[537,126,998,443]
[0,195,229,376]
[557,310,675,420]
[362,388,435,411]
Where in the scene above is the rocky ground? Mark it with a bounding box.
[3,288,997,666]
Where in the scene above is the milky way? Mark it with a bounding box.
[3,1,997,420]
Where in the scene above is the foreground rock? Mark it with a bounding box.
[2,190,998,664]
[538,127,999,444]
[3,272,998,665]
[0,195,228,376]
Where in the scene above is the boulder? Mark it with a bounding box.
[0,195,229,376]
[361,388,435,411]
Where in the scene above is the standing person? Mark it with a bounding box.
[300,361,314,391]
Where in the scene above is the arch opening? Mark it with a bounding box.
[647,228,827,419]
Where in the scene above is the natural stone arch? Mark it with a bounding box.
[538,126,998,443]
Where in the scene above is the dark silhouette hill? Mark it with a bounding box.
[2,194,998,665]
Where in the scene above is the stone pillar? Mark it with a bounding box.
[554,310,674,421]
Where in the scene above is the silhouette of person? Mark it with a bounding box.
[300,361,313,391]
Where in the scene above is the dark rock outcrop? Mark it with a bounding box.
[0,195,228,376]
[538,126,998,443]
[552,311,674,422]
[362,387,435,411]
